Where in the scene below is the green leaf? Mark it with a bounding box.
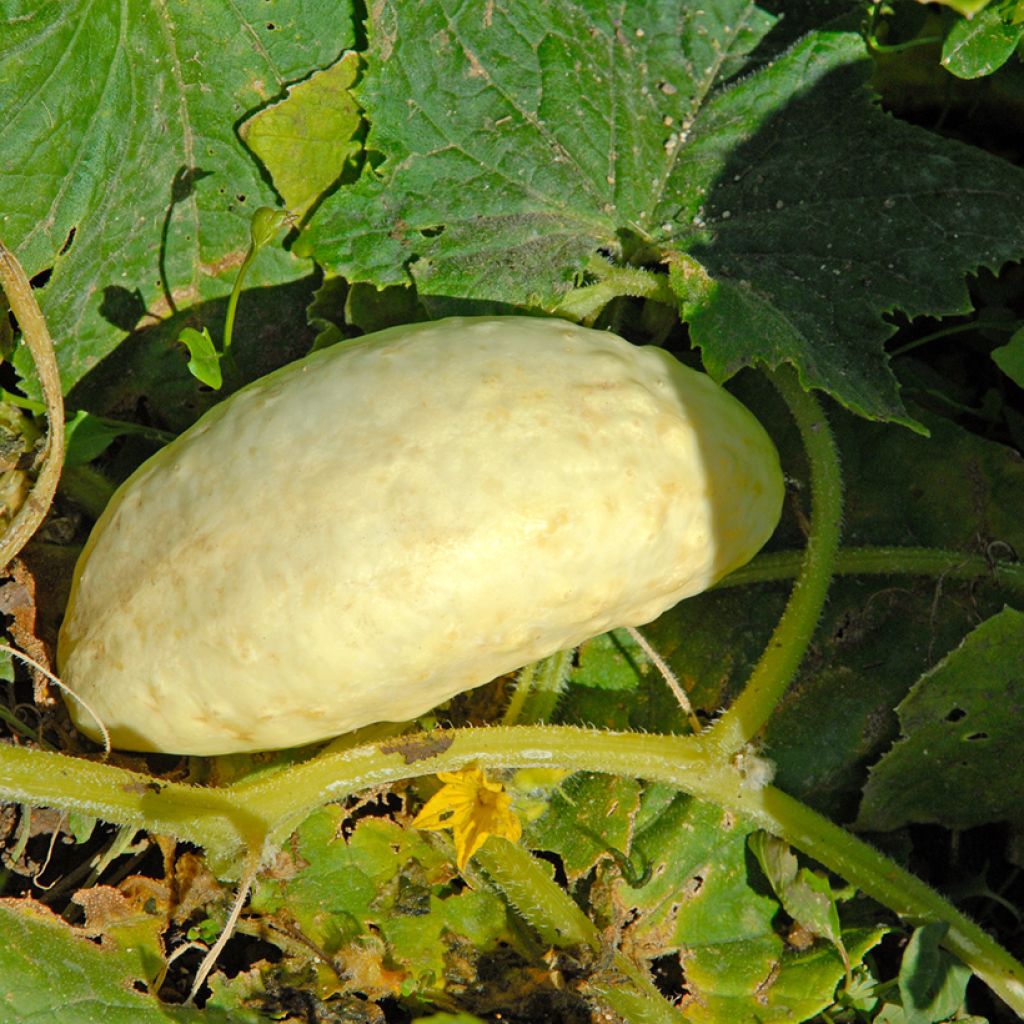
[672,30,1024,431]
[304,6,1024,428]
[750,831,799,890]
[785,869,846,957]
[0,899,253,1023]
[526,773,642,880]
[899,923,972,1024]
[0,2,349,391]
[992,326,1024,386]
[856,607,1024,833]
[942,6,1024,78]
[343,282,429,336]
[751,835,848,969]
[251,808,513,1001]
[562,626,693,735]
[63,410,172,467]
[617,797,884,1023]
[178,326,223,390]
[301,1,776,295]
[240,53,363,219]
[572,628,648,692]
[920,0,993,16]
[65,811,97,845]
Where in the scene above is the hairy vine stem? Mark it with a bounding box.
[720,544,1024,595]
[705,366,843,756]
[3,726,1023,1014]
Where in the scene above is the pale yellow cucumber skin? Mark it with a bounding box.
[58,316,783,755]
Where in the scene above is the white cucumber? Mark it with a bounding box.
[58,316,784,754]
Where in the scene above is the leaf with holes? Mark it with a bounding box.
[0,899,250,1023]
[250,808,512,1001]
[526,772,643,880]
[605,796,885,1023]
[856,607,1024,832]
[0,2,350,391]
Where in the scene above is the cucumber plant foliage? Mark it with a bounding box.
[1,2,1024,1022]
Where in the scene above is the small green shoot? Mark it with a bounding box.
[178,326,223,390]
[177,206,291,390]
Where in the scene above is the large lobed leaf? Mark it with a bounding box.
[0,0,350,391]
[302,0,777,300]
[304,1,1024,428]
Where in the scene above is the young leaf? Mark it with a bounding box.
[178,326,223,390]
[899,923,973,1024]
[240,53,363,219]
[749,834,850,976]
[942,6,1024,78]
[992,326,1024,387]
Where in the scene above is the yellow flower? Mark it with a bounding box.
[412,764,523,869]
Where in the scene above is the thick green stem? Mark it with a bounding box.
[755,786,1024,1015]
[475,837,602,950]
[707,368,843,756]
[720,545,1024,596]
[3,726,1023,1014]
[0,744,266,869]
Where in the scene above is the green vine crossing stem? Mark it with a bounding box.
[475,838,681,1023]
[2,725,1023,1014]
[722,545,1024,596]
[706,366,843,756]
